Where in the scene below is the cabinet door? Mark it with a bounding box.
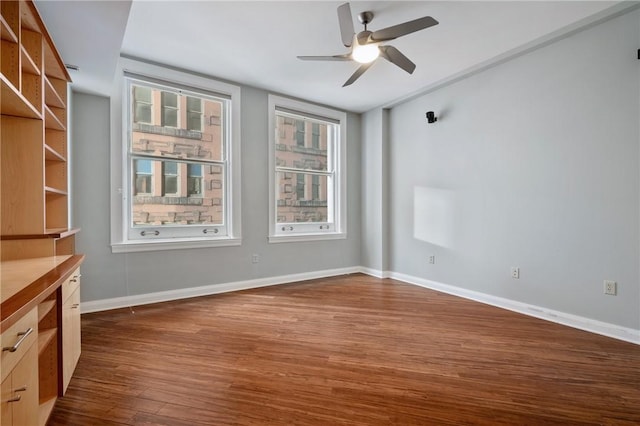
[1,344,39,426]
[9,344,38,426]
[1,374,13,425]
[62,286,81,393]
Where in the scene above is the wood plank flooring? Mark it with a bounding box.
[48,274,640,425]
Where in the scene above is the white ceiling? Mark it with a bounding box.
[35,1,630,113]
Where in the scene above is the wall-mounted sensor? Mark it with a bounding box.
[426,111,438,123]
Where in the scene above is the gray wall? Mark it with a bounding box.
[373,9,639,329]
[72,85,361,303]
[361,108,389,272]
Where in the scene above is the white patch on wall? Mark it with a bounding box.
[414,186,455,248]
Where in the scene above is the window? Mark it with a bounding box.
[312,123,320,149]
[134,159,152,194]
[112,57,241,252]
[161,91,178,127]
[163,161,178,195]
[295,120,305,147]
[133,86,152,124]
[312,175,320,200]
[187,163,202,196]
[268,95,347,242]
[296,174,305,200]
[186,96,202,131]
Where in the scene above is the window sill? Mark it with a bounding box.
[268,232,346,244]
[111,237,241,253]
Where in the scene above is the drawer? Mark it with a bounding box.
[0,307,37,382]
[62,268,81,302]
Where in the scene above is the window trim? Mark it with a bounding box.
[268,95,347,243]
[110,57,241,253]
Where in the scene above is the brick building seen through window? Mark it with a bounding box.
[130,85,224,226]
[275,115,329,223]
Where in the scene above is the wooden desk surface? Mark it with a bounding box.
[1,255,72,303]
[1,255,84,331]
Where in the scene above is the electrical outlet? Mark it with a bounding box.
[428,255,435,264]
[511,267,520,279]
[604,280,617,296]
[251,254,260,264]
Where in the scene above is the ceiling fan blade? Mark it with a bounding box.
[371,16,438,42]
[337,3,355,47]
[343,62,374,87]
[297,54,352,61]
[379,45,416,74]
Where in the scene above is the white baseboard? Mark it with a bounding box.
[387,271,640,345]
[81,266,361,314]
[358,267,390,279]
[82,265,639,345]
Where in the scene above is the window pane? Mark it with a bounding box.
[134,86,151,103]
[276,172,328,223]
[187,96,201,112]
[131,83,223,162]
[187,111,201,131]
[275,114,329,172]
[132,158,225,226]
[162,92,178,108]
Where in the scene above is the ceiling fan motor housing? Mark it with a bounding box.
[358,11,374,26]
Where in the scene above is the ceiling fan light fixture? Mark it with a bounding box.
[352,43,379,64]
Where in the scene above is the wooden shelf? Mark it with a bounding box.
[38,396,57,426]
[38,300,56,323]
[1,74,41,118]
[38,328,57,356]
[21,44,41,76]
[44,76,65,109]
[49,228,80,239]
[44,143,66,161]
[44,105,65,130]
[44,186,67,196]
[1,15,18,43]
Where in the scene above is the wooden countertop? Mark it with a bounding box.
[1,254,84,332]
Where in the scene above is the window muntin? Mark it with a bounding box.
[126,77,231,240]
[269,95,346,241]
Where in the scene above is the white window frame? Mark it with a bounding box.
[110,57,241,253]
[268,95,347,243]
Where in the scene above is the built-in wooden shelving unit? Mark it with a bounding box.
[1,1,83,425]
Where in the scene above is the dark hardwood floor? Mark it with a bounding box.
[49,274,639,425]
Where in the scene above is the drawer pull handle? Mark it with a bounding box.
[7,394,21,403]
[70,274,81,282]
[71,304,80,309]
[2,327,34,352]
[13,386,27,392]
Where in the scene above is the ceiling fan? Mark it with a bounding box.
[297,2,439,87]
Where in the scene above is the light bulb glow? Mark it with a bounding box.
[352,44,379,64]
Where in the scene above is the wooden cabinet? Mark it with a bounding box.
[1,308,39,426]
[61,270,81,393]
[1,256,84,426]
[1,1,83,425]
